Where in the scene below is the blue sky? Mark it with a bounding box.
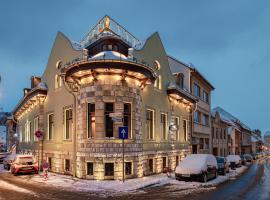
[0,0,269,133]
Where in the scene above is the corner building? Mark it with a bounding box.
[14,16,197,180]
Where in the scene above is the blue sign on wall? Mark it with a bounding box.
[119,126,128,139]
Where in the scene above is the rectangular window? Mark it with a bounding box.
[220,128,223,139]
[124,103,131,138]
[86,162,94,176]
[48,113,54,140]
[212,127,215,139]
[87,103,95,138]
[125,162,132,175]
[48,157,52,170]
[105,163,114,176]
[194,111,201,123]
[154,75,162,90]
[202,114,209,126]
[216,128,219,139]
[146,109,154,139]
[199,138,204,149]
[203,91,209,103]
[193,83,201,97]
[173,117,179,141]
[29,121,32,142]
[105,103,114,137]
[148,159,153,173]
[162,157,167,171]
[205,138,209,149]
[224,129,226,140]
[65,109,73,140]
[176,156,179,166]
[33,117,39,141]
[65,159,70,172]
[183,119,188,141]
[160,113,167,140]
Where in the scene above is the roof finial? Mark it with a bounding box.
[104,16,110,29]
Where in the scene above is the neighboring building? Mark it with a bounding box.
[167,57,215,154]
[251,131,263,154]
[211,110,229,156]
[5,116,17,151]
[0,112,11,150]
[13,16,197,180]
[212,107,252,155]
[264,131,270,148]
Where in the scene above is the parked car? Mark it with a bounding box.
[216,156,230,175]
[240,155,247,165]
[3,153,16,170]
[175,154,218,183]
[10,155,38,175]
[0,152,8,163]
[226,155,242,169]
[243,154,253,162]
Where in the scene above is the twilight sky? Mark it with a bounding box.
[0,0,269,133]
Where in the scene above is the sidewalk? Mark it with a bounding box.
[13,165,248,197]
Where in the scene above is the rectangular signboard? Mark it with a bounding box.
[118,126,128,139]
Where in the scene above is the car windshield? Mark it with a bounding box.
[18,157,34,165]
[216,157,224,163]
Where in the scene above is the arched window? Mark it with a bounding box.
[55,75,62,89]
[154,75,162,90]
[56,60,62,70]
[154,60,161,70]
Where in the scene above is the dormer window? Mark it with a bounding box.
[176,73,184,89]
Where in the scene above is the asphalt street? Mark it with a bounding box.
[0,158,269,200]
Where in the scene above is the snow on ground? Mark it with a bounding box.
[0,162,250,197]
[0,179,37,196]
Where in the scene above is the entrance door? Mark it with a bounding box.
[213,148,218,156]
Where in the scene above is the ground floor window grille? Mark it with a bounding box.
[105,163,114,176]
[162,157,167,171]
[86,162,93,176]
[65,159,70,172]
[148,159,154,173]
[125,162,132,175]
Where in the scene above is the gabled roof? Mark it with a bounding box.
[167,55,215,90]
[80,15,142,49]
[212,106,251,131]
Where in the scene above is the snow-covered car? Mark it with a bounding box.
[216,156,229,175]
[3,153,16,170]
[226,155,241,169]
[10,155,38,175]
[175,154,218,183]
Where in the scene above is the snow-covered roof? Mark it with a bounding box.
[37,82,48,90]
[212,107,251,131]
[90,51,128,61]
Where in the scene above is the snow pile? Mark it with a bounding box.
[0,179,37,195]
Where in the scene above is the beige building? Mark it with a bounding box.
[13,16,197,180]
[211,111,229,156]
[168,57,214,154]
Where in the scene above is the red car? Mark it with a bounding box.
[10,155,38,175]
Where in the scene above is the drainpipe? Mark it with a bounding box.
[62,76,78,178]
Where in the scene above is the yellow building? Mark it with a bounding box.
[13,16,197,180]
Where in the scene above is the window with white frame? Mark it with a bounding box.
[193,83,201,97]
[160,113,167,140]
[173,117,179,141]
[202,114,209,126]
[55,75,62,89]
[203,90,209,103]
[194,111,200,123]
[146,109,154,139]
[87,103,95,138]
[48,113,54,140]
[154,75,162,90]
[183,119,188,141]
[65,109,72,140]
[33,117,39,141]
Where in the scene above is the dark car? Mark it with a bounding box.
[3,153,16,170]
[240,155,246,165]
[216,156,230,175]
[243,154,253,162]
